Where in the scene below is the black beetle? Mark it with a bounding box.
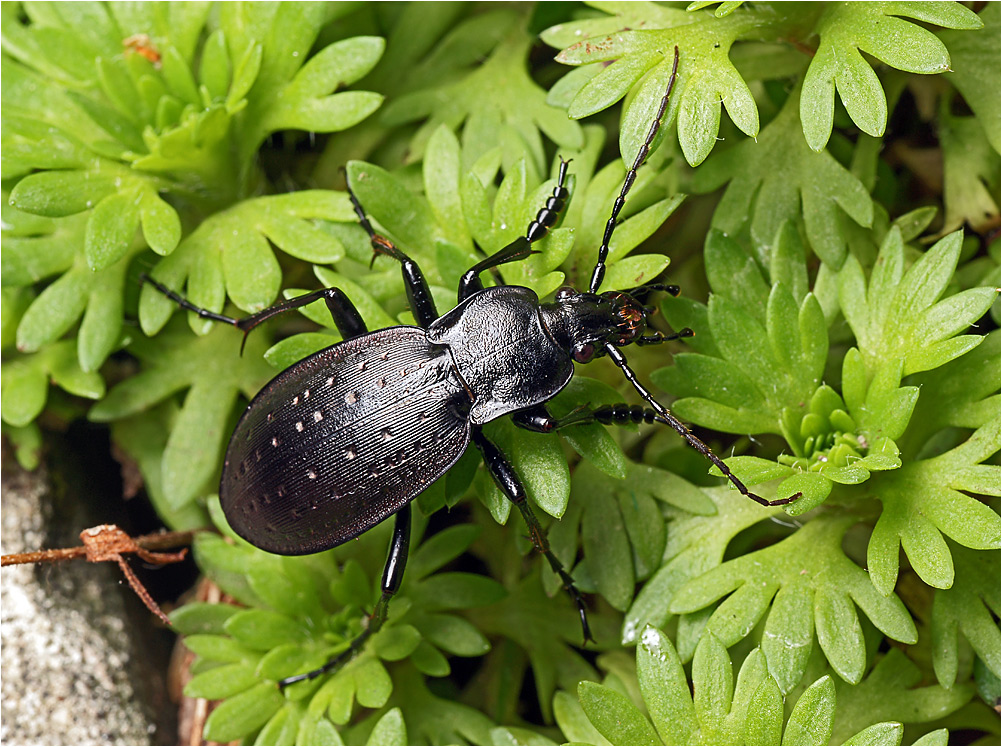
[143,47,795,686]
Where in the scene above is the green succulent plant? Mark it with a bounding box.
[557,626,958,746]
[2,2,998,744]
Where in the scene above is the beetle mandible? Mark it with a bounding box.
[143,47,796,687]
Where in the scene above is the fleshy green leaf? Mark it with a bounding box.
[202,682,284,743]
[367,708,407,746]
[548,5,770,166]
[90,320,273,510]
[637,626,696,745]
[800,3,979,151]
[831,649,973,744]
[939,108,1000,236]
[578,681,661,746]
[783,676,836,745]
[672,514,916,684]
[866,417,1001,594]
[382,30,583,172]
[693,90,873,268]
[940,3,1001,153]
[930,544,1001,688]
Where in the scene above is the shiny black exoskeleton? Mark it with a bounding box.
[142,47,796,687]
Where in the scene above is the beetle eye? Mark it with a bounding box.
[555,286,576,301]
[572,342,595,363]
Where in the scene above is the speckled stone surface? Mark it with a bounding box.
[1,452,158,745]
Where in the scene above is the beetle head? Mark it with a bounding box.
[543,286,652,363]
[600,290,648,345]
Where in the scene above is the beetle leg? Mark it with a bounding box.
[140,274,367,352]
[516,398,798,508]
[232,288,367,342]
[619,282,681,303]
[458,237,535,302]
[140,273,243,326]
[589,46,680,294]
[510,404,566,433]
[635,328,694,346]
[278,506,412,688]
[526,157,572,243]
[458,159,572,302]
[514,402,672,432]
[601,343,801,507]
[346,183,439,328]
[471,426,594,644]
[471,239,508,288]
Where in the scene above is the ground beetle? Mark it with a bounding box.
[143,47,796,687]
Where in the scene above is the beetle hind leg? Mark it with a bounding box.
[278,506,412,688]
[471,426,593,643]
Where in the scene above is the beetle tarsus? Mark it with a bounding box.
[138,273,241,327]
[558,566,594,644]
[277,622,376,688]
[748,490,803,507]
[277,637,363,688]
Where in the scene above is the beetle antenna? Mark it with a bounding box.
[589,46,680,294]
[603,342,800,507]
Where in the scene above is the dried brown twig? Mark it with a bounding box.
[2,525,196,623]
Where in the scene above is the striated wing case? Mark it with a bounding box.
[221,327,472,555]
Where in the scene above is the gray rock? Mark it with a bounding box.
[1,446,167,745]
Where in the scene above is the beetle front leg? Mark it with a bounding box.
[346,183,439,328]
[471,426,593,643]
[278,505,412,688]
[618,282,681,303]
[635,327,694,346]
[141,275,367,351]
